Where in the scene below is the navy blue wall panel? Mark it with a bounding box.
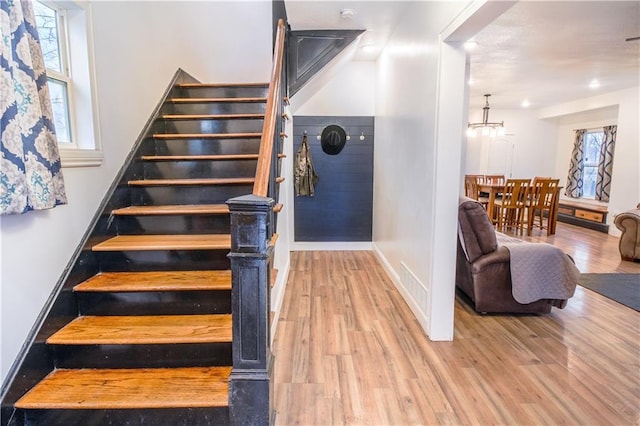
[293,116,374,242]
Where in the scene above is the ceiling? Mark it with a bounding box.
[285,1,410,61]
[285,1,639,110]
[467,1,640,109]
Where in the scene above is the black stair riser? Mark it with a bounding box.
[178,85,268,98]
[132,185,253,205]
[0,344,54,426]
[116,215,230,235]
[161,118,264,134]
[168,101,266,115]
[143,160,257,180]
[77,290,231,316]
[96,250,230,272]
[154,138,261,156]
[16,407,229,426]
[51,343,232,369]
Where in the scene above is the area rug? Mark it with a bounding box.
[579,273,640,312]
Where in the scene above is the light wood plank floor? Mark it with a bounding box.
[273,223,640,425]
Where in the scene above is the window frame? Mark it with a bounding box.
[35,0,103,167]
[581,130,604,200]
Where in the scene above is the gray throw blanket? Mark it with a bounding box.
[496,233,580,304]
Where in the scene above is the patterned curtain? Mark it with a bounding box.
[565,129,585,198]
[1,0,66,215]
[594,125,616,202]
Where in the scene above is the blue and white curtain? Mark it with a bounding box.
[594,125,616,202]
[565,129,585,198]
[1,0,66,215]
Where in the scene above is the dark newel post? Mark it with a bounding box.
[227,194,274,426]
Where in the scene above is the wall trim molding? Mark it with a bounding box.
[269,256,290,346]
[371,243,431,338]
[291,241,372,251]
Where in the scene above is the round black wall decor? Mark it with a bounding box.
[320,125,347,155]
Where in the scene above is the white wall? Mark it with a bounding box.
[465,108,558,178]
[1,1,272,383]
[540,87,640,232]
[292,61,376,116]
[373,1,469,340]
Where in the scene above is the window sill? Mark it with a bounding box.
[59,148,104,168]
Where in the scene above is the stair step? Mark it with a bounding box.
[15,366,231,409]
[162,113,265,120]
[170,97,267,103]
[128,177,255,186]
[92,234,231,252]
[141,154,259,161]
[112,204,229,216]
[74,270,231,292]
[47,314,232,345]
[153,132,262,139]
[177,83,268,88]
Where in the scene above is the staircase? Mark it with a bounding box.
[4,81,276,425]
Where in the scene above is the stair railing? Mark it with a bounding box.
[253,18,286,203]
[226,18,286,426]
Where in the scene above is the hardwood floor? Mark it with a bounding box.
[273,223,639,425]
[511,221,640,273]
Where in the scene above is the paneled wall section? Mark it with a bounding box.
[293,116,374,242]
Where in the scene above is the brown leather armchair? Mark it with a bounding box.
[614,204,640,262]
[456,197,569,314]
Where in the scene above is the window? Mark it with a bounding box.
[582,130,604,199]
[33,0,102,167]
[34,0,73,144]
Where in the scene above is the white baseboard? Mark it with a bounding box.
[270,256,290,346]
[372,243,431,338]
[291,241,373,251]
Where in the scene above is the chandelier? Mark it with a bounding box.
[467,94,505,138]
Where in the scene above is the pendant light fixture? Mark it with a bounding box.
[467,94,505,138]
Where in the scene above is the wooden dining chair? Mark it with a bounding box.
[484,174,505,185]
[494,178,530,234]
[464,174,485,196]
[527,178,560,235]
[532,176,551,186]
[464,176,489,208]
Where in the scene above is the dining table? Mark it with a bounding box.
[477,182,563,235]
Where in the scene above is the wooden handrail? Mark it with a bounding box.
[253,19,286,197]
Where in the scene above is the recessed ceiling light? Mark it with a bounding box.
[521,99,530,108]
[361,44,375,53]
[464,40,478,51]
[340,9,356,19]
[467,78,475,86]
[589,79,600,89]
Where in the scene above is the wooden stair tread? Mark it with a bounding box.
[112,204,229,216]
[128,177,255,186]
[92,234,231,252]
[177,82,268,88]
[47,314,232,345]
[15,366,231,409]
[153,132,262,139]
[74,270,231,292]
[169,97,267,103]
[140,154,259,161]
[162,113,265,120]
